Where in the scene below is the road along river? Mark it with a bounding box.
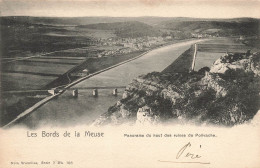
[17,39,205,128]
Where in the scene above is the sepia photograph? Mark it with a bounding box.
[0,0,259,167]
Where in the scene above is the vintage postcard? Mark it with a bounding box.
[0,0,260,167]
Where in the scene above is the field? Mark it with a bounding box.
[194,52,223,71]
[197,43,251,53]
[1,73,58,91]
[200,38,238,44]
[3,61,75,76]
[45,49,101,58]
[22,58,83,64]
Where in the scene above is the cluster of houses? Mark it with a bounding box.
[191,33,218,38]
[96,36,166,57]
[97,48,133,57]
[98,36,165,47]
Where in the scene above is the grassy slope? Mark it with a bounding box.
[78,21,162,38]
[158,20,260,36]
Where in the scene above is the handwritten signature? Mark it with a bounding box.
[158,142,210,164]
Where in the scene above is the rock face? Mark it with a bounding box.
[136,106,160,125]
[210,52,260,77]
[93,52,260,126]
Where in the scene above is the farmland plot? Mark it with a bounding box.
[197,43,250,53]
[194,52,223,71]
[1,73,58,91]
[21,58,84,65]
[3,61,75,76]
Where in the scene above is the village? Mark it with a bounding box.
[94,36,168,57]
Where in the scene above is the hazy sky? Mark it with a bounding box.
[0,0,259,18]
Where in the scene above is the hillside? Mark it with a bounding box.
[158,19,260,36]
[2,16,258,26]
[93,52,260,126]
[0,16,168,26]
[78,21,162,38]
[2,16,259,39]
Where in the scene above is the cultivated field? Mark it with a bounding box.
[23,58,83,64]
[1,73,58,91]
[44,47,103,58]
[194,52,223,71]
[197,43,251,53]
[3,61,75,76]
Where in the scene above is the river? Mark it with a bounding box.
[18,39,204,128]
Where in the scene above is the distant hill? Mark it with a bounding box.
[78,21,162,38]
[0,16,170,26]
[3,16,257,26]
[158,19,260,36]
[1,16,259,29]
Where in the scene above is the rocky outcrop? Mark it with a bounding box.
[93,52,260,126]
[210,52,260,77]
[200,72,228,97]
[136,106,160,125]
